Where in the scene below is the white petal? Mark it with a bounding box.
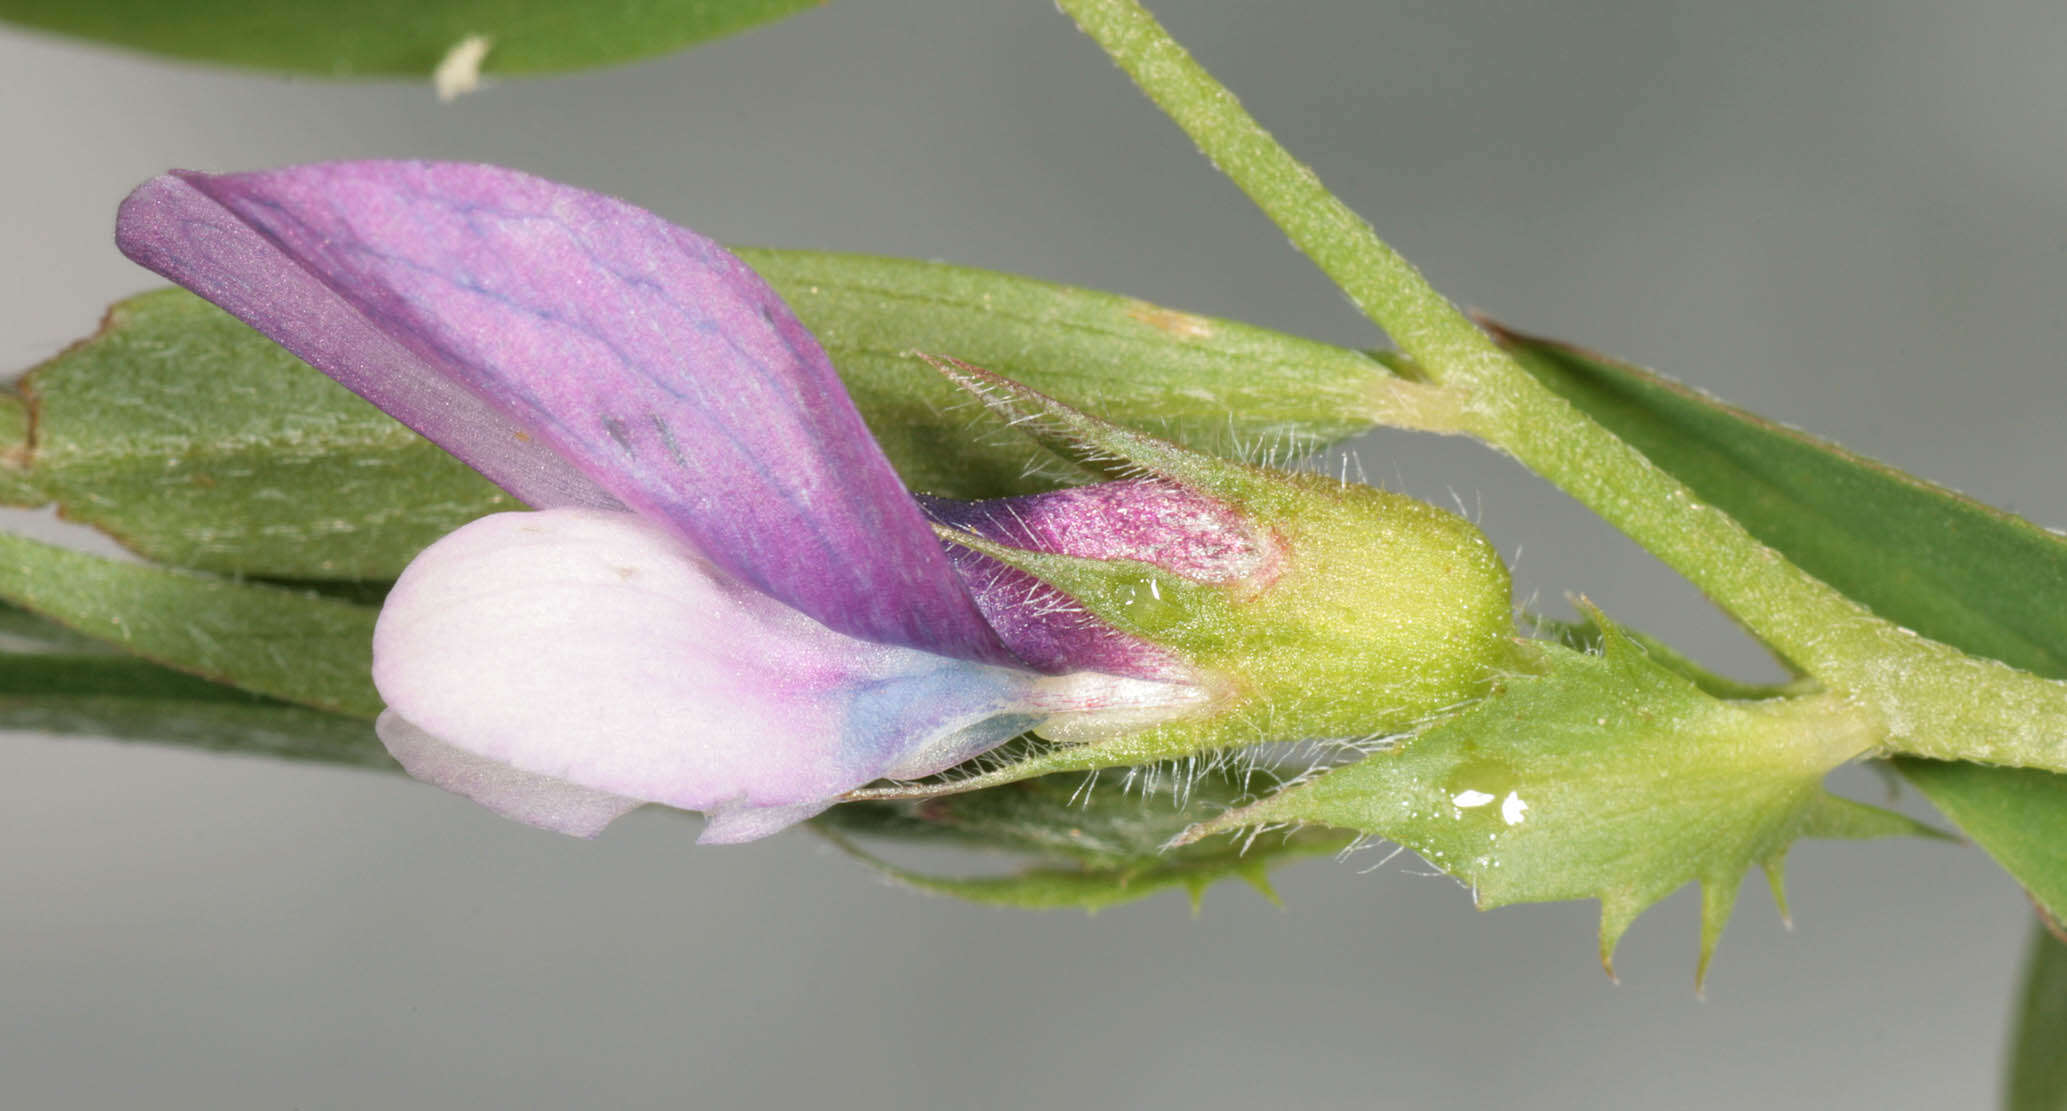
[697,799,837,845]
[372,509,1051,834]
[377,710,642,837]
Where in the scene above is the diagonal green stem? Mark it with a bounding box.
[1055,0,2067,771]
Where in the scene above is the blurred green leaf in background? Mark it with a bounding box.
[0,0,820,78]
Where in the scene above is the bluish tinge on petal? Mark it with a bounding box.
[116,161,1014,666]
[371,508,1199,840]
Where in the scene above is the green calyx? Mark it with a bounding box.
[927,358,1520,772]
[1184,612,1944,987]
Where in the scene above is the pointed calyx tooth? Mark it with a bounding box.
[916,353,1255,497]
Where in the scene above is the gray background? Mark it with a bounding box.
[3,1,2063,1108]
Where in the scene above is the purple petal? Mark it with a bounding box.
[935,546,1182,679]
[924,480,1270,677]
[116,172,615,512]
[371,508,1192,839]
[116,161,1012,665]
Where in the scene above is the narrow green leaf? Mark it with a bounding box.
[0,0,818,78]
[7,264,1375,579]
[0,530,381,717]
[1491,324,2067,926]
[0,651,389,769]
[2010,923,2067,1111]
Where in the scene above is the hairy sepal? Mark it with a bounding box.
[922,362,1519,781]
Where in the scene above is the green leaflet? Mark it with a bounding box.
[6,289,515,580]
[1187,617,1936,985]
[2,257,1376,579]
[0,0,816,77]
[0,394,31,505]
[0,530,382,717]
[738,249,1376,496]
[0,649,390,769]
[0,596,377,766]
[816,768,1352,913]
[2009,924,2067,1111]
[1490,324,2067,929]
[0,599,108,654]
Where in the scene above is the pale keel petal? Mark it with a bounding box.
[377,710,643,837]
[697,800,836,845]
[372,508,1051,838]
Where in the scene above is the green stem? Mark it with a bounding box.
[1056,0,2067,770]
